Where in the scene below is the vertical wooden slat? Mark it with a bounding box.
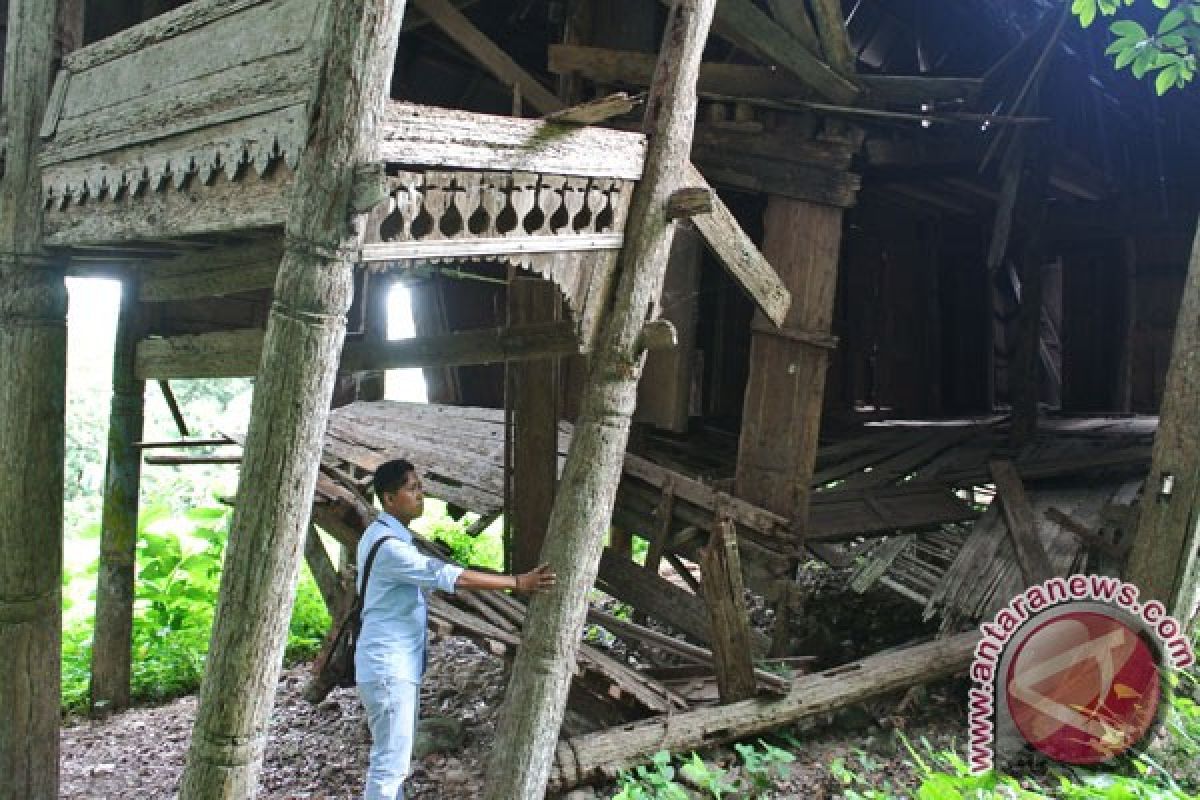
[699,513,757,703]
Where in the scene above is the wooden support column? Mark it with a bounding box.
[177,1,407,797]
[0,1,82,794]
[735,196,846,543]
[509,277,560,574]
[90,274,146,713]
[483,2,717,796]
[1126,217,1200,623]
[1114,237,1137,412]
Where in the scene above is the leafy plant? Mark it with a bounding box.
[1072,0,1200,93]
[736,738,795,789]
[614,751,690,800]
[679,753,738,798]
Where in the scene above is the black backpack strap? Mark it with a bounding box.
[357,533,398,603]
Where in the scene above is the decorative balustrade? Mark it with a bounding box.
[361,169,635,263]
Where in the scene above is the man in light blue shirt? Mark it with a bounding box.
[357,459,555,800]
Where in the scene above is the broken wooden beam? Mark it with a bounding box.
[988,460,1055,585]
[545,92,640,126]
[1043,507,1128,560]
[698,514,758,703]
[548,631,982,792]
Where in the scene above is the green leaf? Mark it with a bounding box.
[1159,33,1188,49]
[1115,45,1139,68]
[1153,0,1172,8]
[1111,19,1148,38]
[1158,8,1187,34]
[1157,63,1181,93]
[1074,0,1099,27]
[1133,49,1156,77]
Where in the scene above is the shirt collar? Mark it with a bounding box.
[377,511,413,541]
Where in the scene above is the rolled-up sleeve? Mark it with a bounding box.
[377,540,464,593]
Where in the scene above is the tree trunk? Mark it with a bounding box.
[1126,216,1200,624]
[0,1,81,795]
[177,2,408,797]
[482,2,717,797]
[91,272,146,713]
[547,632,981,793]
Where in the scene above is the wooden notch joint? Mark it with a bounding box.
[638,319,678,353]
[666,186,714,219]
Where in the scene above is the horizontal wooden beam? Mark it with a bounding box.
[360,233,622,261]
[139,239,283,302]
[380,102,645,180]
[549,45,978,107]
[136,321,582,379]
[685,162,790,327]
[693,148,861,208]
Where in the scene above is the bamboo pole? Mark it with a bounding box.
[482,2,717,797]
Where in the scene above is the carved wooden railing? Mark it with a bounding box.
[362,169,634,262]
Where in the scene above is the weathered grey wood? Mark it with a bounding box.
[379,102,645,179]
[701,0,858,104]
[698,515,757,703]
[136,321,582,379]
[303,525,352,619]
[989,460,1055,586]
[545,92,638,126]
[510,279,560,573]
[686,163,790,327]
[736,196,847,534]
[808,0,855,77]
[0,0,81,794]
[483,4,716,796]
[549,44,976,106]
[635,227,700,432]
[43,166,294,247]
[548,632,982,792]
[765,0,818,52]
[691,148,861,208]
[139,240,282,302]
[157,380,191,437]
[1127,217,1200,620]
[90,273,145,714]
[360,233,623,261]
[177,0,408,796]
[411,0,563,115]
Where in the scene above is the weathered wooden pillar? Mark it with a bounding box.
[735,196,846,541]
[0,1,81,795]
[90,273,145,713]
[509,277,560,574]
[637,225,701,431]
[177,1,408,797]
[483,2,717,796]
[1126,216,1200,624]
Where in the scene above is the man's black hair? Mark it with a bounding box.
[374,458,415,497]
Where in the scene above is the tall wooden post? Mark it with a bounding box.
[509,277,560,574]
[483,2,717,797]
[1126,217,1200,624]
[735,196,846,542]
[90,273,145,713]
[0,1,82,795]
[178,1,408,797]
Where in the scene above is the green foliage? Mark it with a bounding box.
[1073,0,1200,93]
[62,503,333,711]
[411,500,503,571]
[612,740,794,800]
[614,751,690,800]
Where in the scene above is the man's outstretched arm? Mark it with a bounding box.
[455,563,556,593]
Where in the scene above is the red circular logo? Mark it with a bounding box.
[1005,611,1161,764]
